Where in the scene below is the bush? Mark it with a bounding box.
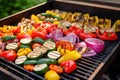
[0,0,47,18]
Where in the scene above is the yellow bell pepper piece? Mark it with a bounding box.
[44,70,60,80]
[53,21,60,25]
[31,14,41,23]
[58,50,81,63]
[20,26,35,35]
[46,10,58,17]
[112,20,120,32]
[17,48,32,56]
[57,46,70,56]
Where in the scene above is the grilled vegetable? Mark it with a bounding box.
[6,42,18,51]
[20,38,32,46]
[34,63,49,74]
[43,40,56,51]
[47,51,61,59]
[27,51,43,60]
[49,64,63,74]
[44,70,60,80]
[57,46,71,55]
[32,37,45,44]
[32,43,42,49]
[40,13,52,17]
[23,64,34,72]
[2,35,16,42]
[24,60,37,65]
[1,50,17,62]
[15,56,27,65]
[96,29,118,41]
[17,48,32,56]
[56,40,74,50]
[58,50,81,63]
[112,20,120,32]
[77,29,97,40]
[37,58,57,65]
[17,33,31,40]
[20,44,31,49]
[33,46,48,55]
[31,27,47,40]
[60,60,77,74]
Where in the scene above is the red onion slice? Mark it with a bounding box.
[82,48,96,57]
[57,32,79,45]
[47,29,63,41]
[85,38,105,52]
[0,42,5,51]
[75,42,97,57]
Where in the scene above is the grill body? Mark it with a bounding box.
[0,0,120,80]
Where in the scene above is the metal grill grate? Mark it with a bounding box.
[0,33,120,80]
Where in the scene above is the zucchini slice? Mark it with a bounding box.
[47,51,61,59]
[34,63,48,74]
[20,44,31,49]
[24,60,37,65]
[27,51,43,60]
[33,46,48,55]
[32,37,44,44]
[37,58,57,65]
[6,42,18,50]
[15,56,27,65]
[20,38,32,46]
[43,40,56,51]
[2,35,16,42]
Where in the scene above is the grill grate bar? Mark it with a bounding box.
[72,72,88,80]
[98,53,107,57]
[91,56,103,61]
[61,73,80,80]
[77,63,95,70]
[76,69,91,76]
[79,60,98,68]
[86,57,101,63]
[81,58,100,65]
[60,76,68,80]
[95,54,106,59]
[77,66,93,73]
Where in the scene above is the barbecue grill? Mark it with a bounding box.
[0,0,120,80]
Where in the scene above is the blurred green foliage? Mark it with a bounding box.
[0,0,47,19]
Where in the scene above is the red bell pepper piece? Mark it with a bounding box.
[63,26,79,35]
[17,33,31,40]
[56,40,74,50]
[0,50,17,62]
[77,29,97,40]
[46,24,58,33]
[96,30,118,41]
[60,60,77,74]
[31,26,47,40]
[11,27,20,35]
[33,23,41,28]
